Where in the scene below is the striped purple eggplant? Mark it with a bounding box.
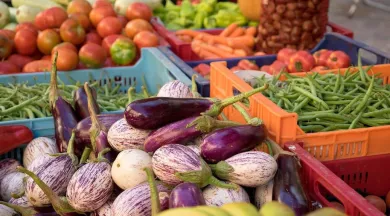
[9,196,32,207]
[91,199,114,216]
[152,144,235,189]
[187,145,201,156]
[202,182,250,207]
[27,154,55,173]
[107,118,151,151]
[157,80,193,98]
[210,151,277,188]
[0,159,19,182]
[112,181,171,216]
[0,203,17,216]
[0,201,80,216]
[23,137,58,168]
[169,182,205,208]
[74,85,100,121]
[255,179,273,209]
[0,172,25,202]
[125,85,268,130]
[200,123,266,163]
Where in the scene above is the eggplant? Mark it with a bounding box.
[27,154,55,173]
[157,80,193,98]
[23,137,58,168]
[255,179,273,209]
[125,85,268,130]
[67,149,113,212]
[202,182,250,207]
[107,118,151,151]
[91,199,114,216]
[0,159,19,182]
[0,201,80,216]
[273,154,310,216]
[0,172,25,201]
[144,116,241,153]
[210,151,277,187]
[0,203,17,216]
[49,54,78,154]
[187,145,201,156]
[169,182,205,208]
[9,196,32,207]
[152,144,235,189]
[74,85,100,121]
[200,121,266,163]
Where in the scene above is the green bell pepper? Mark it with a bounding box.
[201,0,217,6]
[216,2,239,12]
[197,2,214,14]
[110,38,137,66]
[164,11,180,23]
[165,0,181,12]
[215,10,248,27]
[172,17,193,28]
[193,11,208,29]
[203,15,217,29]
[248,20,259,27]
[180,0,196,20]
[166,22,183,30]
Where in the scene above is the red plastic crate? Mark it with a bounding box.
[285,142,383,216]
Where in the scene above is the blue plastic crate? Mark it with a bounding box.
[0,48,192,138]
[161,33,390,97]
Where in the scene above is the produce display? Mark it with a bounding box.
[0,0,163,74]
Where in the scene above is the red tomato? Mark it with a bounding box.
[313,49,332,66]
[365,195,386,213]
[67,0,92,15]
[60,19,86,45]
[102,34,127,56]
[0,29,16,40]
[93,0,112,8]
[37,29,62,55]
[41,55,52,61]
[311,65,329,72]
[288,51,315,73]
[236,59,259,70]
[117,15,128,28]
[79,43,107,68]
[126,2,152,21]
[85,31,103,45]
[326,51,351,69]
[277,48,296,64]
[229,66,242,73]
[133,31,159,49]
[52,42,78,55]
[0,61,20,74]
[260,65,271,74]
[7,54,34,69]
[0,35,13,59]
[14,29,37,55]
[104,57,117,67]
[34,7,68,31]
[125,19,153,39]
[270,60,288,75]
[69,13,91,30]
[15,23,38,36]
[97,17,122,38]
[54,48,79,71]
[23,60,52,73]
[30,50,43,60]
[89,6,116,27]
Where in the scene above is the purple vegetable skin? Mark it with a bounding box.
[0,202,81,216]
[73,86,100,121]
[169,183,205,208]
[0,159,19,182]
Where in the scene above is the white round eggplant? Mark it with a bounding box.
[9,196,32,207]
[0,172,25,202]
[157,80,193,98]
[27,154,55,173]
[111,149,152,190]
[0,159,20,182]
[107,118,151,151]
[255,179,274,209]
[23,137,58,168]
[202,182,250,207]
[91,199,114,216]
[0,204,17,216]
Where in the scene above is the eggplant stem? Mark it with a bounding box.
[66,131,78,166]
[127,87,135,105]
[211,161,234,180]
[191,74,202,98]
[95,148,111,163]
[219,113,228,121]
[142,86,149,98]
[186,115,242,133]
[11,191,24,199]
[144,167,160,216]
[0,201,38,215]
[79,147,92,165]
[264,140,274,157]
[207,176,237,189]
[233,103,263,126]
[49,52,59,108]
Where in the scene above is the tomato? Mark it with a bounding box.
[110,37,137,65]
[89,6,116,27]
[270,60,288,75]
[126,2,152,21]
[69,13,91,31]
[277,48,296,64]
[260,65,271,74]
[52,42,78,55]
[0,61,20,74]
[193,63,211,76]
[67,0,92,15]
[30,50,43,60]
[41,55,52,61]
[0,29,16,40]
[104,57,117,67]
[313,49,331,66]
[288,51,315,73]
[23,60,52,73]
[93,0,112,8]
[365,195,386,213]
[35,7,68,31]
[254,52,266,56]
[117,15,128,29]
[0,35,13,59]
[85,31,102,45]
[15,23,38,36]
[54,48,79,71]
[326,51,350,69]
[14,29,37,55]
[133,31,159,49]
[125,19,153,39]
[37,29,62,55]
[79,43,107,68]
[102,34,127,56]
[7,54,34,69]
[311,65,329,72]
[60,19,86,45]
[236,59,259,70]
[97,16,122,38]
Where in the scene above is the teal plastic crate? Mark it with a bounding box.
[0,48,192,138]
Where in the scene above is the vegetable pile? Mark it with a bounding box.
[0,0,163,74]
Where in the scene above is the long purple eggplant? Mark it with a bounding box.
[73,85,100,121]
[273,154,310,216]
[49,53,78,154]
[125,84,268,130]
[144,116,241,153]
[169,182,205,208]
[200,119,266,163]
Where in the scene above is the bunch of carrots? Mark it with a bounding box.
[175,23,265,60]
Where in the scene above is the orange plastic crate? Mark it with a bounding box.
[210,62,390,161]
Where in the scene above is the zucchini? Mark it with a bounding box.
[11,0,63,10]
[0,1,10,29]
[4,22,17,30]
[9,7,17,23]
[16,5,42,23]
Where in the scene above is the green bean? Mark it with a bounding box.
[362,108,390,118]
[304,77,317,97]
[300,110,335,116]
[326,100,353,105]
[298,113,351,122]
[301,125,325,132]
[293,97,310,113]
[22,108,35,119]
[292,86,329,109]
[339,95,362,115]
[352,77,374,115]
[320,124,350,132]
[349,111,364,129]
[333,71,341,93]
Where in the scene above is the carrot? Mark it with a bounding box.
[229,27,245,37]
[231,43,253,56]
[175,29,203,38]
[198,42,236,58]
[237,59,259,70]
[198,34,229,46]
[254,51,266,56]
[199,49,220,59]
[220,23,238,37]
[245,27,257,37]
[178,35,193,43]
[227,36,255,48]
[233,49,247,57]
[215,44,234,53]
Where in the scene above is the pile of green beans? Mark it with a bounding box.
[0,81,149,122]
[252,65,390,133]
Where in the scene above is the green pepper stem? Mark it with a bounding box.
[144,168,160,216]
[0,201,38,215]
[79,147,91,165]
[49,52,59,108]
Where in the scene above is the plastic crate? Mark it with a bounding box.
[210,62,390,161]
[0,48,192,138]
